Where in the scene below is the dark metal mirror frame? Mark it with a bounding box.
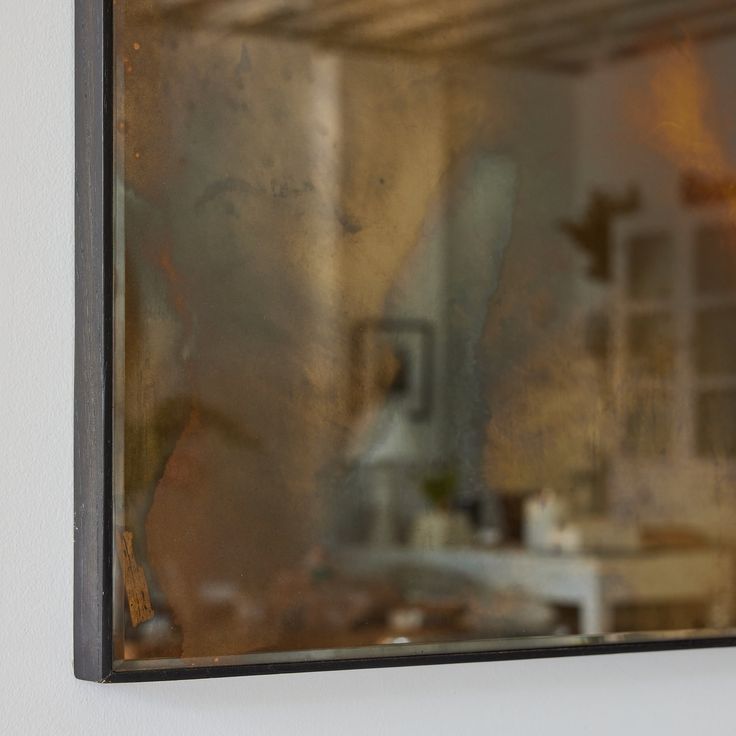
[74,0,736,682]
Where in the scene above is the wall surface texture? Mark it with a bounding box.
[3,0,736,733]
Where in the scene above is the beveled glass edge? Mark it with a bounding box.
[114,627,736,673]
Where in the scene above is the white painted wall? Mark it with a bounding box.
[3,1,736,733]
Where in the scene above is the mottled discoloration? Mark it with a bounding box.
[115,1,736,662]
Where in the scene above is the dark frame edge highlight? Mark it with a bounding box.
[73,0,736,683]
[74,0,114,683]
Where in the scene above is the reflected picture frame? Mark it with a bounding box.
[351,319,434,423]
[74,0,736,682]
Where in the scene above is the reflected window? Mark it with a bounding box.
[626,232,673,301]
[695,224,736,295]
[697,390,736,458]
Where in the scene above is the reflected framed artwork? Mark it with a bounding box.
[75,0,736,682]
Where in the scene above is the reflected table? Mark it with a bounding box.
[342,546,734,635]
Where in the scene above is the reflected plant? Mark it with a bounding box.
[422,469,457,510]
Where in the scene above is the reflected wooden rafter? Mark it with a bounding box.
[155,0,736,73]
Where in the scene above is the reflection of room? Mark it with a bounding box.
[321,5,736,641]
[121,0,736,659]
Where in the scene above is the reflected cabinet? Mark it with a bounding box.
[76,0,736,681]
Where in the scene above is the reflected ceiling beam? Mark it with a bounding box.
[329,0,586,43]
[346,0,689,47]
[398,0,693,53]
[155,0,736,74]
[453,0,736,67]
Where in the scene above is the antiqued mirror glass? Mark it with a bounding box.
[112,0,736,672]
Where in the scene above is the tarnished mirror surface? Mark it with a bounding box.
[113,0,736,671]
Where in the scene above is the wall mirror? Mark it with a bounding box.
[76,0,736,681]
